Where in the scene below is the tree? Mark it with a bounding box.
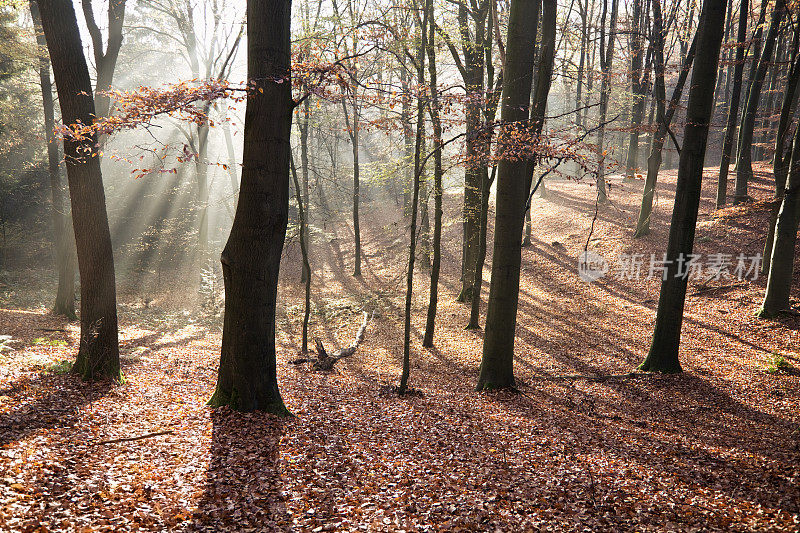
[38,0,120,381]
[716,0,749,207]
[476,0,541,390]
[29,0,76,319]
[624,0,649,181]
[80,0,126,121]
[734,0,784,203]
[595,0,619,203]
[209,0,292,414]
[757,106,800,318]
[640,0,727,372]
[633,20,696,238]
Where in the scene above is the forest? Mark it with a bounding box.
[0,0,798,529]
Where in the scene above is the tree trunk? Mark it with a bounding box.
[298,98,311,283]
[38,0,120,381]
[209,0,291,414]
[734,0,784,203]
[716,0,749,207]
[758,115,800,318]
[595,0,619,203]
[476,0,541,391]
[399,0,429,395]
[423,0,443,348]
[625,0,647,180]
[633,19,696,238]
[640,0,726,372]
[290,156,311,352]
[763,29,800,274]
[30,0,76,319]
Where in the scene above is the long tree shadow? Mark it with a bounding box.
[190,408,289,531]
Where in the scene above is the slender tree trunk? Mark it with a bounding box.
[467,165,496,330]
[399,0,429,395]
[341,95,362,277]
[290,156,311,352]
[734,0,784,203]
[209,0,291,414]
[476,0,541,390]
[717,0,749,207]
[763,29,800,274]
[625,0,647,180]
[634,23,696,238]
[758,114,800,318]
[298,99,311,283]
[38,0,120,381]
[423,0,443,348]
[595,0,619,203]
[640,0,726,372]
[30,0,76,319]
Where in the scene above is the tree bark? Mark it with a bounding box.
[290,156,311,352]
[734,0,784,203]
[595,0,619,203]
[716,0,749,207]
[209,0,292,414]
[758,113,800,318]
[476,0,540,391]
[38,0,120,381]
[30,0,76,319]
[625,0,648,180]
[640,0,726,372]
[423,0,443,348]
[633,20,696,238]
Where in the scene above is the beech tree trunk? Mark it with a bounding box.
[38,0,120,381]
[633,20,696,238]
[758,115,800,318]
[640,0,726,372]
[595,0,619,203]
[716,0,749,207]
[423,0,443,348]
[625,0,647,180]
[209,0,291,414]
[30,0,76,319]
[476,0,540,391]
[734,0,784,203]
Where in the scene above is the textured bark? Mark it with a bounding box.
[209,0,291,414]
[734,0,784,203]
[633,20,696,238]
[758,116,800,318]
[640,0,726,372]
[38,0,120,381]
[716,0,749,207]
[30,0,76,319]
[476,0,540,391]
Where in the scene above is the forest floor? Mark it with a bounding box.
[0,163,798,532]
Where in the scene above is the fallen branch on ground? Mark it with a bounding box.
[95,430,174,445]
[291,311,374,371]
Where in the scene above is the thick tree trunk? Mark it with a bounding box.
[634,20,696,238]
[209,0,291,414]
[640,0,726,372]
[734,1,784,203]
[476,0,541,391]
[758,117,800,318]
[716,0,749,207]
[30,0,76,319]
[38,0,120,381]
